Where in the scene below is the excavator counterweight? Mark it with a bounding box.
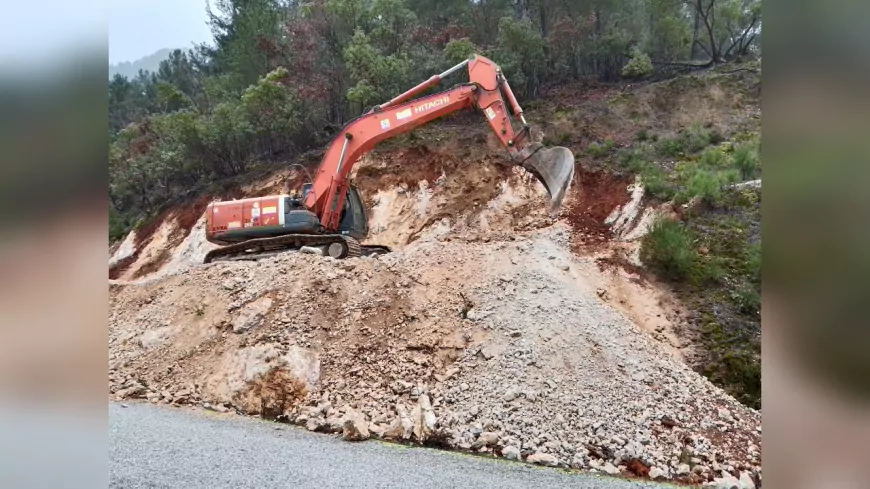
[202,54,575,263]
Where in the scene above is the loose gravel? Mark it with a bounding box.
[110,401,675,489]
[109,225,760,486]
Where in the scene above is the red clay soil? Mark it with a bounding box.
[174,195,213,233]
[109,208,166,280]
[594,254,651,286]
[564,166,631,251]
[354,145,447,193]
[623,458,651,478]
[109,195,213,280]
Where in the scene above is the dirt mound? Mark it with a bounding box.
[353,149,552,251]
[109,223,760,484]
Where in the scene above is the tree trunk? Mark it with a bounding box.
[691,2,701,60]
[594,8,602,77]
[540,0,550,64]
[695,0,720,63]
[539,0,548,39]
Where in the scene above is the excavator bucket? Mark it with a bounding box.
[522,146,576,211]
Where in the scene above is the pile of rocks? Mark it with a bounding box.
[109,226,760,486]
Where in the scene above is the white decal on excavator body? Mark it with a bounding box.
[485,107,496,120]
[414,96,450,115]
[380,119,390,130]
[396,108,412,120]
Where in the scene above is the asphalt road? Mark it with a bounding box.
[110,402,676,489]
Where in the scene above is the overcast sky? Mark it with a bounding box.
[109,0,214,64]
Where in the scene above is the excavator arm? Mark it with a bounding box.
[303,54,575,231]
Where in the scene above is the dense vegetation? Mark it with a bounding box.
[109,0,761,240]
[631,126,761,407]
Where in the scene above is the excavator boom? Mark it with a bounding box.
[303,54,575,230]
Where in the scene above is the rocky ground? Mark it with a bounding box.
[109,222,760,488]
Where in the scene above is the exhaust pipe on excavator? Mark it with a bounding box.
[521,146,576,211]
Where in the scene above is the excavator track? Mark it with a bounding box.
[343,236,361,258]
[204,234,376,264]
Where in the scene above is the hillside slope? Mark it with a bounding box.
[109,66,761,487]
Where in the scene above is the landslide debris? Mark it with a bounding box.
[109,225,760,485]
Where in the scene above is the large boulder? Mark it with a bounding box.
[342,409,370,441]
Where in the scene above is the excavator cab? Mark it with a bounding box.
[297,182,368,241]
[337,184,369,240]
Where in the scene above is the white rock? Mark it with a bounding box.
[466,308,493,321]
[705,474,742,489]
[527,452,559,467]
[480,344,498,360]
[739,471,757,489]
[232,296,273,333]
[342,409,370,441]
[649,466,667,480]
[306,418,324,432]
[395,402,413,439]
[502,445,521,460]
[601,462,620,475]
[411,394,437,441]
[472,431,499,448]
[325,416,344,433]
[138,327,171,349]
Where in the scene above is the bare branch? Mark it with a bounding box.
[694,39,712,57]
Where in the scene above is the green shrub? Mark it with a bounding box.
[109,207,132,243]
[588,139,614,158]
[720,168,741,186]
[703,347,761,409]
[685,124,713,153]
[619,147,649,172]
[679,167,739,205]
[745,242,762,283]
[640,165,676,200]
[443,38,478,65]
[732,282,761,315]
[700,147,728,168]
[657,137,685,157]
[694,256,726,284]
[543,132,572,146]
[733,143,760,180]
[681,168,722,204]
[640,217,697,281]
[621,47,654,78]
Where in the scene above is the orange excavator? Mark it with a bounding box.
[203,54,575,262]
